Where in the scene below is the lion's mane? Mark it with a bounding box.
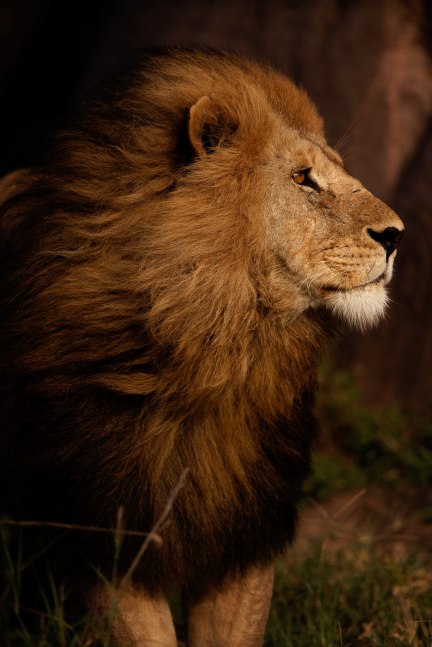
[0,49,326,596]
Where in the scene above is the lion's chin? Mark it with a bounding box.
[324,282,388,331]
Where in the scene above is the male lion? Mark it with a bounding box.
[0,49,403,645]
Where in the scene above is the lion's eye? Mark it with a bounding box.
[292,171,307,184]
[292,168,318,190]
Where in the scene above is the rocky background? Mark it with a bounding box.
[1,0,431,412]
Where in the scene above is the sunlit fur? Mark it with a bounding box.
[0,49,401,604]
[327,285,389,331]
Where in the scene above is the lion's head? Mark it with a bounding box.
[183,52,404,333]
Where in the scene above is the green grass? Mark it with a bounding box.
[266,544,432,647]
[0,525,91,646]
[1,366,432,645]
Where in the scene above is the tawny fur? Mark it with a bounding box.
[0,49,402,607]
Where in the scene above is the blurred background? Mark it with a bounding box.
[1,0,431,414]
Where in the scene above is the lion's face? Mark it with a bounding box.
[262,126,404,330]
[185,60,403,333]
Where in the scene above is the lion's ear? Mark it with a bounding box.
[188,95,239,157]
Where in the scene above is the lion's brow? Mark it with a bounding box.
[302,133,345,168]
[319,144,344,168]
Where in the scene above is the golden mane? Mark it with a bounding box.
[1,49,326,595]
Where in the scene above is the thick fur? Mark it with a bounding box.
[0,49,402,603]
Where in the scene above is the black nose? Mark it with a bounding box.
[367,226,404,260]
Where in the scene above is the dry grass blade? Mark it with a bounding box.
[119,467,190,590]
[0,519,154,539]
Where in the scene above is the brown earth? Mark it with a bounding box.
[295,487,432,563]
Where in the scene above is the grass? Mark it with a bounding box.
[0,524,96,646]
[266,543,432,647]
[1,366,432,645]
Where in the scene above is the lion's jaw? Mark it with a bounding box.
[323,242,399,330]
[323,278,388,331]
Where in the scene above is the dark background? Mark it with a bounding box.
[1,0,431,412]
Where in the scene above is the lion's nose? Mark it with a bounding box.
[367,226,404,260]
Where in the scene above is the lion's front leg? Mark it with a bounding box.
[89,582,178,646]
[186,562,275,647]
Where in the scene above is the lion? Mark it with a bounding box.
[0,49,403,645]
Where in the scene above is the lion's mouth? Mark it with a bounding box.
[321,271,386,293]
